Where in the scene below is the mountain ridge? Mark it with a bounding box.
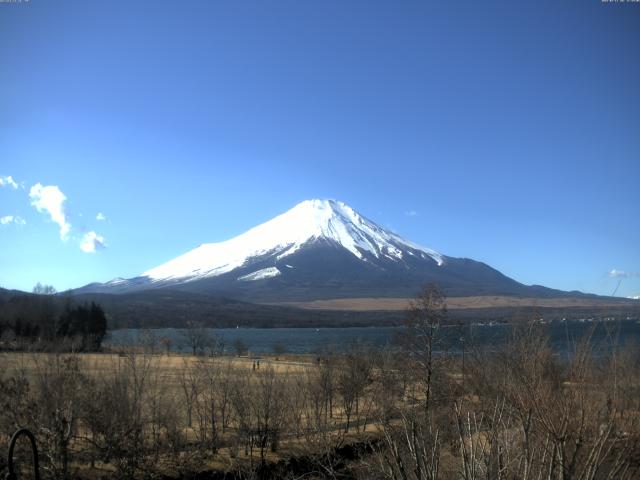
[71,199,612,303]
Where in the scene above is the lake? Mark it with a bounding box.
[106,318,640,355]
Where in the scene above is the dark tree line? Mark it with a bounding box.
[56,302,107,350]
[0,286,107,350]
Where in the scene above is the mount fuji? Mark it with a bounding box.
[74,199,588,303]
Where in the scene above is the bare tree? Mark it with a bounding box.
[272,342,287,359]
[337,348,372,433]
[160,336,173,355]
[80,352,155,478]
[299,366,349,479]
[233,338,248,357]
[30,353,85,479]
[181,321,214,356]
[401,283,447,416]
[179,359,200,429]
[32,282,57,295]
[369,284,449,480]
[193,357,224,454]
[458,321,640,480]
[229,366,288,468]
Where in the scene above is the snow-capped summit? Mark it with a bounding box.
[142,199,443,283]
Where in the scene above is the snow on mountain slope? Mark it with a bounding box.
[238,267,281,282]
[142,199,443,283]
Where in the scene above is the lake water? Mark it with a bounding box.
[106,319,640,355]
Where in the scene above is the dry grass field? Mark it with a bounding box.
[273,295,637,311]
[2,316,640,479]
[1,351,316,379]
[0,349,386,479]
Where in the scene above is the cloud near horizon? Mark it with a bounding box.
[0,215,26,226]
[80,231,106,253]
[96,212,106,221]
[404,210,418,217]
[0,175,18,189]
[29,183,71,240]
[608,269,639,279]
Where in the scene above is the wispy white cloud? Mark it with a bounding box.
[404,210,418,217]
[0,215,26,226]
[29,183,71,240]
[96,212,106,221]
[608,269,639,279]
[80,231,106,253]
[0,175,18,189]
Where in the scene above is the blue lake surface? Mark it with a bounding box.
[106,319,640,355]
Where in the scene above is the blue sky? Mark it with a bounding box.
[1,0,639,297]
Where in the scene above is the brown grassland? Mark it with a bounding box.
[272,296,637,311]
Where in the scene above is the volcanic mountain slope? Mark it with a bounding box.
[74,199,596,302]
